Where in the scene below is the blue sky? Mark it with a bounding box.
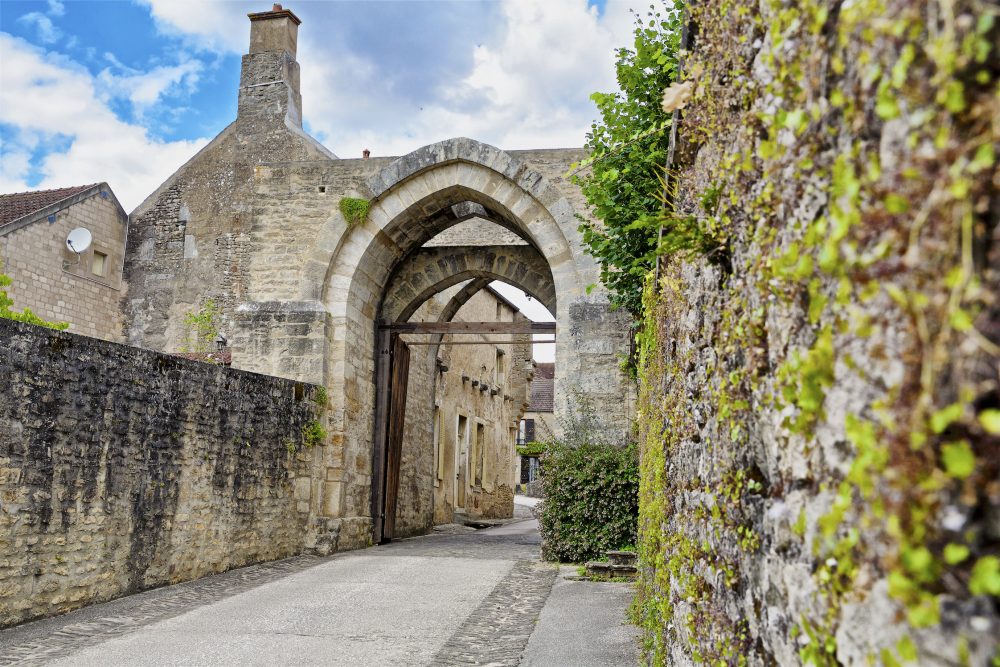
[0,0,639,210]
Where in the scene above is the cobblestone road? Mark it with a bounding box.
[0,516,559,666]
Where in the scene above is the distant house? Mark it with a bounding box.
[0,183,127,342]
[517,362,556,489]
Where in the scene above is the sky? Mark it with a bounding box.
[0,0,640,210]
[0,0,640,360]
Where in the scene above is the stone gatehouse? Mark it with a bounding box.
[122,5,632,546]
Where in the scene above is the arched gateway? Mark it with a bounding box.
[124,6,633,549]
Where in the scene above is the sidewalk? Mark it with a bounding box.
[521,564,639,666]
[514,495,640,667]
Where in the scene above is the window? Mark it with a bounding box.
[494,349,505,386]
[518,418,535,445]
[91,250,107,276]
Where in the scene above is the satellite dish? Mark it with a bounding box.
[66,228,92,254]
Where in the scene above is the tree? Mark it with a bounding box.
[574,1,684,317]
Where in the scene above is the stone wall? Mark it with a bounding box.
[0,319,329,628]
[1,185,127,342]
[635,1,999,665]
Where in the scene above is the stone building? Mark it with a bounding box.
[0,183,128,341]
[121,4,633,546]
[521,362,557,444]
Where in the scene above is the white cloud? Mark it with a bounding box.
[47,1,65,17]
[138,0,247,53]
[138,0,638,157]
[0,34,208,210]
[17,12,62,44]
[299,0,637,157]
[96,57,203,116]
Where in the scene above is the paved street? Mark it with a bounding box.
[0,501,638,666]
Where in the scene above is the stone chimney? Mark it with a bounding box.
[238,4,303,128]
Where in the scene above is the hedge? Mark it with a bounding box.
[538,442,639,562]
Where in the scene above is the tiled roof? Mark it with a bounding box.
[529,362,554,412]
[0,184,100,228]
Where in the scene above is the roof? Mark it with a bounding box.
[0,184,101,228]
[529,362,554,412]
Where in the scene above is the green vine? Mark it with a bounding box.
[629,0,999,664]
[180,298,221,355]
[339,197,370,227]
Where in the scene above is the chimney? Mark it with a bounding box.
[247,4,300,57]
[362,149,371,159]
[238,5,304,127]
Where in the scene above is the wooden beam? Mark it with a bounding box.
[380,321,556,334]
[403,339,556,346]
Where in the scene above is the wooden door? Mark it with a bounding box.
[381,334,410,541]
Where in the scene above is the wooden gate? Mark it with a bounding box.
[372,331,410,543]
[371,321,554,543]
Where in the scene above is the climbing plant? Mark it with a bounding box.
[339,197,370,227]
[572,0,685,317]
[632,0,999,664]
[180,299,222,354]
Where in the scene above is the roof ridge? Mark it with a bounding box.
[0,183,104,228]
[0,183,101,199]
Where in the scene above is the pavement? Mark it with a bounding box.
[0,495,638,666]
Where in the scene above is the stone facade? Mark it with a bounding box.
[121,5,634,548]
[0,319,362,629]
[1,184,127,342]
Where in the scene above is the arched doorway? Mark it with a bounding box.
[320,138,633,543]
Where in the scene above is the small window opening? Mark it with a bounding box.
[91,251,107,276]
[495,349,505,386]
[318,185,327,193]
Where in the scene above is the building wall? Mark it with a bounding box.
[521,411,557,443]
[430,290,530,526]
[0,319,344,629]
[1,189,126,342]
[120,9,635,549]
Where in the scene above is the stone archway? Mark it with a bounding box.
[380,244,556,323]
[319,138,632,542]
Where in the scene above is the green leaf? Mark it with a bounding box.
[969,556,1000,596]
[943,543,970,565]
[941,441,975,479]
[978,409,1000,435]
[930,403,963,434]
[950,309,974,331]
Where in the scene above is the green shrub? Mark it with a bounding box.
[538,442,639,562]
[339,197,370,227]
[516,441,548,458]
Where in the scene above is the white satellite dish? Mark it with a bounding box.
[66,228,92,254]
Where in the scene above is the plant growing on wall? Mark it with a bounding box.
[572,1,685,317]
[0,262,68,330]
[181,299,222,354]
[339,197,370,227]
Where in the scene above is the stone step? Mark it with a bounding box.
[584,561,637,579]
[605,550,637,567]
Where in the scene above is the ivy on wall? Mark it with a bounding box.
[626,0,998,664]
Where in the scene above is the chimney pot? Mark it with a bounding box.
[363,149,371,159]
[272,3,282,10]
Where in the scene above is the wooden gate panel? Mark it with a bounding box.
[382,334,410,541]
